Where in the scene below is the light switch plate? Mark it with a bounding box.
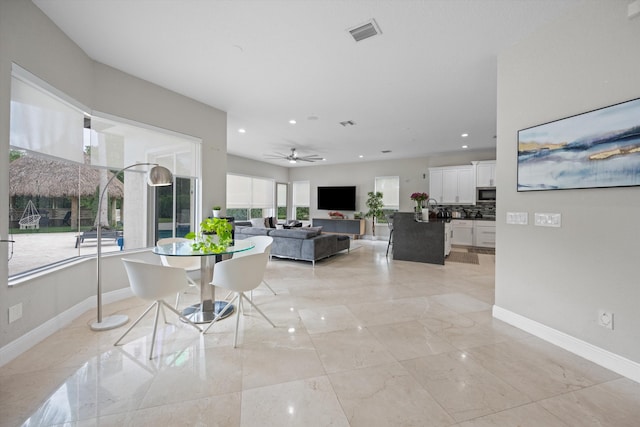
[534,213,561,227]
[506,212,528,225]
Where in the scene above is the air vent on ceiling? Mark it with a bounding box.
[348,19,381,42]
[340,120,356,127]
[381,150,392,154]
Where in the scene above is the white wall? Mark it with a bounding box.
[495,0,640,368]
[0,0,226,353]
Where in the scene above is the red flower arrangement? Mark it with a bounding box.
[410,192,429,202]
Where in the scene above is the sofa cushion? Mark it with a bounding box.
[269,228,321,239]
[235,226,271,236]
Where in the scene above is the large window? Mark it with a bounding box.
[375,176,400,223]
[226,174,275,221]
[8,65,201,278]
[292,181,310,221]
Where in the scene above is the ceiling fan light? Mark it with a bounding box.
[289,159,297,164]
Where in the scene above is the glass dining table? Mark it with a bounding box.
[152,239,255,323]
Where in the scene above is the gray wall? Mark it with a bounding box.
[0,1,226,350]
[495,1,640,363]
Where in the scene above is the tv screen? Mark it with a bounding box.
[317,186,357,211]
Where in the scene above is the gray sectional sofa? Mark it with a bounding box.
[234,225,350,266]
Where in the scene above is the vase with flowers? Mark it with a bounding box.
[410,192,429,212]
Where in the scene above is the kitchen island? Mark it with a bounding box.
[392,212,450,265]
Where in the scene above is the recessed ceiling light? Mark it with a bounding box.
[238,128,246,133]
[289,119,296,124]
[322,158,327,161]
[462,145,469,149]
[461,133,469,137]
[359,154,364,158]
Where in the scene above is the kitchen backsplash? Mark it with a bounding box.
[434,204,496,219]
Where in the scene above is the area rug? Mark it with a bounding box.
[468,247,495,255]
[447,251,479,264]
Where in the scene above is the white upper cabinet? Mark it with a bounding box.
[476,160,496,187]
[429,165,475,204]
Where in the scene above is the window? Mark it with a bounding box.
[226,174,275,221]
[8,65,201,278]
[292,181,310,221]
[375,176,399,223]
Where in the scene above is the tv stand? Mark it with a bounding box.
[312,218,365,239]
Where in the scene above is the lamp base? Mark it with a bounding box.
[90,314,129,331]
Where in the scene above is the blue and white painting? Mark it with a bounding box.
[517,98,640,191]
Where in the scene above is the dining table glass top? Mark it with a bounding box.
[152,239,254,257]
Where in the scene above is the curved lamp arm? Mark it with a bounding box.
[92,162,172,331]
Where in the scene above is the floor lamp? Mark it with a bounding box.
[90,163,173,331]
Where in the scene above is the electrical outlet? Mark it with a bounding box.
[597,310,614,330]
[8,303,22,323]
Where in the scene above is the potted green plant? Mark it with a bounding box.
[185,217,232,253]
[364,191,384,237]
[212,205,222,218]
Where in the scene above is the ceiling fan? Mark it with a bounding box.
[264,148,324,164]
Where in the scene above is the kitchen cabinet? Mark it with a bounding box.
[451,219,473,246]
[473,221,496,248]
[476,160,496,188]
[429,165,475,205]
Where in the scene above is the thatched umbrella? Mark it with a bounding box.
[9,154,124,227]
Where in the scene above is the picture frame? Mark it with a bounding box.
[517,97,640,191]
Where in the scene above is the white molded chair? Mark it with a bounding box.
[157,237,200,308]
[233,235,276,296]
[115,259,202,359]
[202,252,275,347]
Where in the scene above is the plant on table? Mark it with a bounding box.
[185,217,232,253]
[364,191,384,237]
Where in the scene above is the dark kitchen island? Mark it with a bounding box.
[392,212,447,265]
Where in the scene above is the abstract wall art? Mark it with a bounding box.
[517,97,640,191]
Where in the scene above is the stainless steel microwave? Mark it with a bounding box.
[476,187,496,204]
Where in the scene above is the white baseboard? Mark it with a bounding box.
[0,287,133,367]
[493,305,640,384]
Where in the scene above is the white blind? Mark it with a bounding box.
[375,176,400,208]
[227,174,274,208]
[277,184,287,207]
[293,181,310,206]
[10,76,85,163]
[252,178,273,208]
[90,114,200,177]
[227,175,251,208]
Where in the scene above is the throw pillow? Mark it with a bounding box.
[250,218,265,228]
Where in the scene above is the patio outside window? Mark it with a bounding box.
[7,65,201,279]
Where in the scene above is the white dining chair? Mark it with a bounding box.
[115,259,202,359]
[157,237,200,308]
[202,252,276,347]
[233,235,276,296]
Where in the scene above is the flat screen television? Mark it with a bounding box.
[317,186,356,211]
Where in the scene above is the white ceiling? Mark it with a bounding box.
[33,0,584,167]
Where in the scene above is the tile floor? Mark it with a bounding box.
[1,242,639,426]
